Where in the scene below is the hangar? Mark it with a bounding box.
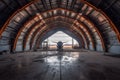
[0,0,120,80]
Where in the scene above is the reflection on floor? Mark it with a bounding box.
[0,50,120,80]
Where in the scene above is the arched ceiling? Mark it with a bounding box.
[0,0,120,53]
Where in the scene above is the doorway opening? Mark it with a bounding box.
[42,31,79,50]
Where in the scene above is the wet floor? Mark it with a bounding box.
[0,50,120,80]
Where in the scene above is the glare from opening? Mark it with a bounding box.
[42,31,79,49]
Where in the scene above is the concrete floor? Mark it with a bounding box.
[0,50,120,80]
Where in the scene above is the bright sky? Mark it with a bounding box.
[44,31,78,45]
